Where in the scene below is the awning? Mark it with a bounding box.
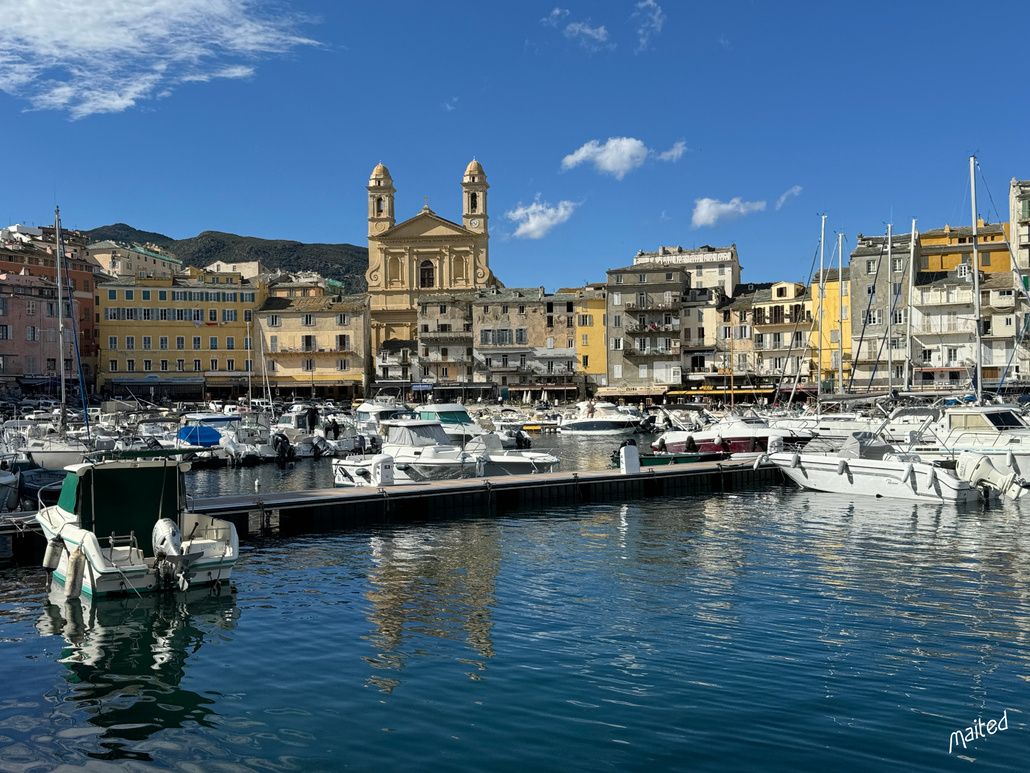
[595,386,669,397]
[110,376,206,385]
[914,367,967,371]
[504,384,577,391]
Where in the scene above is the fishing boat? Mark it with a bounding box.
[35,458,238,598]
[761,433,1027,503]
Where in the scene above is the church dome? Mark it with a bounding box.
[464,158,485,179]
[369,162,392,182]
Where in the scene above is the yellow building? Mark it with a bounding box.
[810,267,851,392]
[89,241,183,277]
[560,283,607,393]
[256,293,368,401]
[96,268,265,401]
[918,221,1011,274]
[365,160,501,356]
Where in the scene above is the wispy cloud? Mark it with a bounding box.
[692,197,766,228]
[633,0,666,52]
[656,140,687,162]
[718,34,733,51]
[506,195,578,239]
[442,96,459,112]
[775,185,802,210]
[562,136,686,179]
[541,7,613,51]
[0,0,318,119]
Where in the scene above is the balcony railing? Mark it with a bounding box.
[623,347,678,358]
[419,329,473,341]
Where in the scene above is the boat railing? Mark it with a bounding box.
[106,530,140,563]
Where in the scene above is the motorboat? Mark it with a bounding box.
[353,395,414,436]
[462,433,560,475]
[557,401,649,435]
[415,403,486,446]
[762,433,1027,503]
[653,411,813,459]
[35,458,239,598]
[332,454,398,487]
[378,419,482,482]
[609,439,729,469]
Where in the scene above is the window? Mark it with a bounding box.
[176,359,185,371]
[982,252,991,267]
[439,304,447,313]
[420,260,435,288]
[830,330,840,343]
[209,336,218,350]
[300,358,314,372]
[210,358,219,370]
[107,335,117,350]
[244,309,252,322]
[107,289,116,300]
[226,358,235,371]
[302,314,314,326]
[337,334,351,350]
[615,275,623,284]
[193,359,201,371]
[142,336,152,350]
[501,305,509,314]
[613,314,622,328]
[109,359,118,372]
[582,334,589,346]
[268,315,281,327]
[226,336,235,350]
[336,313,350,325]
[893,258,903,272]
[192,336,201,349]
[613,363,623,379]
[336,358,350,371]
[610,338,623,350]
[518,305,525,314]
[270,335,278,352]
[866,260,876,274]
[612,292,621,306]
[126,359,135,372]
[638,273,647,283]
[209,309,217,322]
[515,328,527,344]
[666,272,674,280]
[244,337,252,350]
[143,359,152,371]
[223,309,237,322]
[125,336,135,350]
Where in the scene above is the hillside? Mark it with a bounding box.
[85,224,369,293]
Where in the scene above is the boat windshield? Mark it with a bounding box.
[386,423,452,447]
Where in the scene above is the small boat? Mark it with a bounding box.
[609,440,729,468]
[462,433,560,475]
[378,419,482,482]
[761,433,1027,503]
[332,454,398,487]
[415,403,486,446]
[35,458,239,598]
[653,411,813,459]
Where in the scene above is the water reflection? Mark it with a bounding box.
[35,588,240,761]
[363,522,500,691]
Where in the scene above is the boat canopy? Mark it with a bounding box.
[384,421,452,447]
[57,461,188,558]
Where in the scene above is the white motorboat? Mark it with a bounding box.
[762,433,1027,503]
[378,419,482,482]
[332,454,398,487]
[557,401,648,435]
[35,458,239,598]
[462,433,560,475]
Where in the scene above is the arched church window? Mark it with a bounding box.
[376,197,384,216]
[469,192,478,213]
[420,260,435,288]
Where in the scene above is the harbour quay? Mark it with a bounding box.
[190,459,777,537]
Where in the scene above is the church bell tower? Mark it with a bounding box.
[462,158,488,234]
[367,162,396,237]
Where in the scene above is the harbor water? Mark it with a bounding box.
[1,435,1028,771]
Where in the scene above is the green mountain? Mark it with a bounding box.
[85,224,369,293]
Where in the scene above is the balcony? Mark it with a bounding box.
[419,329,473,342]
[625,322,679,334]
[625,299,678,311]
[623,347,678,358]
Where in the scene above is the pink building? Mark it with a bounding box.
[0,270,76,389]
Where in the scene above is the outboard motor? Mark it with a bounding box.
[272,432,293,464]
[152,518,190,591]
[955,452,1025,500]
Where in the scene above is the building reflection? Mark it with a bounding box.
[35,588,240,761]
[363,522,500,691]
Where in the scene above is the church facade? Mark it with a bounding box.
[365,160,502,357]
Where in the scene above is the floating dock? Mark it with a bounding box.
[190,460,778,537]
[1,460,781,562]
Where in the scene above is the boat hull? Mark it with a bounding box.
[768,452,981,503]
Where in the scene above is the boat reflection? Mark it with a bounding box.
[35,587,240,761]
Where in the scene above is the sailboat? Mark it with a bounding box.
[20,207,91,470]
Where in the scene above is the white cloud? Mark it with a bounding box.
[692,197,766,228]
[564,21,610,49]
[506,195,578,239]
[0,0,317,119]
[541,7,569,27]
[775,185,802,210]
[657,140,687,162]
[633,0,666,52]
[562,136,685,179]
[562,137,649,180]
[442,96,459,112]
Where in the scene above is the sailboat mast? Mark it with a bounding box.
[837,231,844,391]
[970,155,983,403]
[906,218,916,391]
[54,206,67,433]
[818,214,826,406]
[886,223,893,393]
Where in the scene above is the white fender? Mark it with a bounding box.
[65,547,85,599]
[836,459,848,476]
[752,454,767,471]
[790,452,801,469]
[714,436,724,446]
[901,463,914,484]
[1006,451,1019,474]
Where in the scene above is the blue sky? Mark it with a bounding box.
[1,1,1025,291]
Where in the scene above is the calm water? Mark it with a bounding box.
[1,437,1028,771]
